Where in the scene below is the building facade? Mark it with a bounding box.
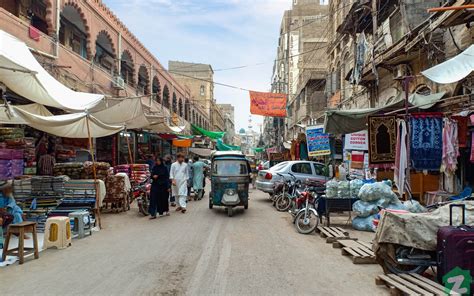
[218,104,236,145]
[0,0,205,128]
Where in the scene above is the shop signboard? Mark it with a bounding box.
[344,130,368,151]
[306,126,331,157]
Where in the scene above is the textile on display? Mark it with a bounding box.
[471,115,474,163]
[440,118,459,176]
[452,116,468,148]
[394,120,408,195]
[410,113,443,171]
[0,30,104,111]
[368,116,397,164]
[83,161,111,180]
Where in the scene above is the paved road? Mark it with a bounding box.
[2,188,387,295]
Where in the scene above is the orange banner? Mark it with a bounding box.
[249,91,287,117]
[172,139,192,148]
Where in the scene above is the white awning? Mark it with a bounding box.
[422,45,474,84]
[13,107,123,138]
[0,103,52,124]
[0,30,104,111]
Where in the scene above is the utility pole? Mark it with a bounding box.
[284,10,292,152]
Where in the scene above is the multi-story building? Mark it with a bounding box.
[0,0,204,129]
[168,61,215,130]
[264,0,329,145]
[210,101,225,132]
[218,104,236,145]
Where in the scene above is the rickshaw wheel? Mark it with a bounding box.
[209,198,213,209]
[227,207,233,217]
[244,202,248,210]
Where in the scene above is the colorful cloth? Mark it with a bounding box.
[299,142,308,160]
[394,120,408,194]
[368,115,397,164]
[410,113,443,171]
[452,116,468,148]
[441,118,459,175]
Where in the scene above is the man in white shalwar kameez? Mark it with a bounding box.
[170,153,189,213]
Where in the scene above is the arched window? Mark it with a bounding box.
[178,99,184,117]
[60,4,89,58]
[152,77,161,103]
[185,99,190,120]
[162,85,170,109]
[137,65,149,95]
[120,51,135,86]
[95,31,115,73]
[172,93,178,114]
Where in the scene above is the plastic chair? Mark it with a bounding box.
[449,187,473,201]
[43,217,72,250]
[68,211,92,239]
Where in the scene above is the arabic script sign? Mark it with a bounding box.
[249,91,287,117]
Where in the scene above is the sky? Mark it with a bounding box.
[103,0,291,132]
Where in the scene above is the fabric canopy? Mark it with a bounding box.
[13,107,123,138]
[0,103,52,124]
[0,30,104,111]
[192,124,225,140]
[324,92,445,135]
[216,139,241,151]
[422,45,474,84]
[189,147,214,157]
[93,97,163,129]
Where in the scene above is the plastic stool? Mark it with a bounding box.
[43,217,71,250]
[2,222,39,264]
[68,211,92,239]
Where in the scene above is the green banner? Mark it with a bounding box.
[191,124,225,140]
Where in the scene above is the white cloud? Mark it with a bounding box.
[104,0,290,131]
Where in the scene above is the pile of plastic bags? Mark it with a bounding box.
[352,181,427,232]
[325,179,364,199]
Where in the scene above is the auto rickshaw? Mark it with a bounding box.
[209,151,250,217]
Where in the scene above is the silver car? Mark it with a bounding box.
[256,161,328,194]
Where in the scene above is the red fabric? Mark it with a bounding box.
[295,142,300,160]
[411,112,443,119]
[452,116,468,148]
[29,26,40,41]
[158,134,178,140]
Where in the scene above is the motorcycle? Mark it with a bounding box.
[132,178,151,216]
[275,173,301,212]
[293,185,321,234]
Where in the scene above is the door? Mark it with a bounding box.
[290,162,314,183]
[311,162,328,183]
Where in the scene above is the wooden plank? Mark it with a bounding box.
[352,255,376,264]
[341,247,360,257]
[351,246,373,257]
[409,274,453,295]
[376,275,420,296]
[324,227,340,237]
[318,228,334,238]
[335,227,349,236]
[357,241,373,249]
[328,227,345,237]
[399,274,446,295]
[387,274,434,296]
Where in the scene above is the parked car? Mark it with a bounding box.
[256,161,328,194]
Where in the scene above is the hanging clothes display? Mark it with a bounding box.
[368,115,397,164]
[470,115,474,163]
[452,116,468,148]
[410,113,443,171]
[440,118,459,176]
[290,140,297,160]
[394,120,408,195]
[300,141,308,160]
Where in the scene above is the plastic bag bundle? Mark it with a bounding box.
[358,181,397,202]
[337,181,350,198]
[352,200,379,217]
[350,179,364,197]
[352,214,377,232]
[403,200,427,213]
[325,179,338,198]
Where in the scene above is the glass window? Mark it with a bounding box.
[313,163,324,176]
[291,163,312,175]
[213,160,248,176]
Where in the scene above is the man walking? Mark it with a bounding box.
[164,155,176,207]
[192,156,206,200]
[170,153,189,213]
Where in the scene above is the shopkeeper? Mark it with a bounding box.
[38,148,56,176]
[0,180,23,226]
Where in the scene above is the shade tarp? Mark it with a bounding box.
[192,124,225,140]
[93,97,163,129]
[216,139,241,151]
[0,30,104,111]
[324,91,445,135]
[422,45,474,84]
[189,147,214,157]
[0,103,52,124]
[13,107,123,138]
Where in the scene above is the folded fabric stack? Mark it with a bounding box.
[0,127,24,141]
[83,161,111,180]
[56,148,76,162]
[59,180,99,213]
[53,162,84,179]
[130,164,150,184]
[114,164,131,175]
[23,137,37,175]
[104,175,129,208]
[0,148,24,179]
[13,177,32,202]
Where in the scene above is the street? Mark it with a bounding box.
[2,187,386,296]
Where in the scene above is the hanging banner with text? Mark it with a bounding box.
[306,126,331,157]
[344,130,368,151]
[249,91,287,117]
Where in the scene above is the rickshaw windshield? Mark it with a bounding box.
[213,160,248,176]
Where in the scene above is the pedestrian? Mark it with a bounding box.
[0,180,23,225]
[170,153,189,213]
[145,154,156,170]
[192,156,205,200]
[38,147,56,176]
[164,155,176,207]
[185,158,193,201]
[149,157,170,219]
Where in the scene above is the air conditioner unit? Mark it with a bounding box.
[393,64,409,80]
[112,76,125,90]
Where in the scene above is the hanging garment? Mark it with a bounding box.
[290,140,297,160]
[394,120,408,195]
[441,118,459,176]
[295,142,301,160]
[368,115,397,164]
[410,113,443,171]
[300,141,308,160]
[452,116,468,148]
